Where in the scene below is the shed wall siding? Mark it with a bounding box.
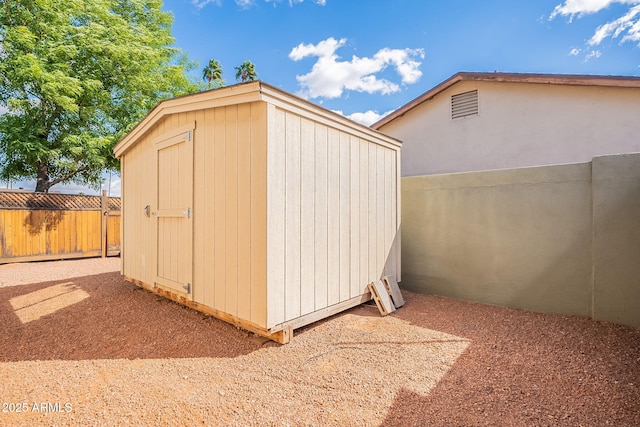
[122,103,269,328]
[121,113,193,286]
[121,135,153,284]
[191,101,268,328]
[266,106,400,328]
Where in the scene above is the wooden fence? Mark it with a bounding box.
[0,190,120,264]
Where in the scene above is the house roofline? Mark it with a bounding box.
[370,71,640,130]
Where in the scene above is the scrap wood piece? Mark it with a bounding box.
[383,275,405,308]
[368,280,395,316]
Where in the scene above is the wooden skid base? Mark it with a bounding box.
[124,276,292,344]
[272,292,373,332]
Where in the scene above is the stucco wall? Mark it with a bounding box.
[402,153,640,327]
[380,81,640,177]
[592,154,640,326]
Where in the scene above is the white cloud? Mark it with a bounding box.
[265,0,325,6]
[289,37,424,99]
[235,0,254,8]
[193,0,324,7]
[550,0,639,20]
[374,48,424,84]
[584,49,603,61]
[192,0,221,9]
[105,175,121,197]
[550,0,640,62]
[589,4,640,44]
[332,109,395,126]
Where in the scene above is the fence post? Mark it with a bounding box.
[101,190,108,258]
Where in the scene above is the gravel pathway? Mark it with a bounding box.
[0,258,638,426]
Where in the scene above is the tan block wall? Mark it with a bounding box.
[592,154,640,326]
[402,153,640,327]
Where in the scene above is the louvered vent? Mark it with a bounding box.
[451,89,478,120]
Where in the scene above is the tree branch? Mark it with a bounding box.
[47,164,91,189]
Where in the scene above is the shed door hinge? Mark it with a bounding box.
[183,283,191,293]
[184,130,192,141]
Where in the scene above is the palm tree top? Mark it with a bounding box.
[202,58,224,89]
[235,60,258,83]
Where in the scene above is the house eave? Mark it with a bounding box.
[370,71,640,130]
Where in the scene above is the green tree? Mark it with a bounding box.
[202,59,224,89]
[0,0,199,193]
[235,61,258,83]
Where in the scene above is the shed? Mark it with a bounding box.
[113,81,401,343]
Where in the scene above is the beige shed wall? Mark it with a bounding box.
[380,81,640,177]
[266,105,400,329]
[191,102,268,328]
[121,103,269,328]
[121,112,193,286]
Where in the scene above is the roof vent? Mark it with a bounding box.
[451,89,478,120]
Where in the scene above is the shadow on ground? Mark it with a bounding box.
[2,270,639,426]
[377,292,640,427]
[0,272,266,362]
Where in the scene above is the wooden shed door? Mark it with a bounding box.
[153,129,193,296]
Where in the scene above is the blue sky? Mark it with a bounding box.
[4,0,640,195]
[172,0,640,124]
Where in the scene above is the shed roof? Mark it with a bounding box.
[0,190,121,211]
[371,72,640,129]
[114,81,401,158]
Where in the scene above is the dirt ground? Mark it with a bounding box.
[0,258,638,426]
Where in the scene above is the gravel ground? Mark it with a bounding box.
[0,258,638,426]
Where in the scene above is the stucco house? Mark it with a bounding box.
[372,72,640,177]
[371,72,640,328]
